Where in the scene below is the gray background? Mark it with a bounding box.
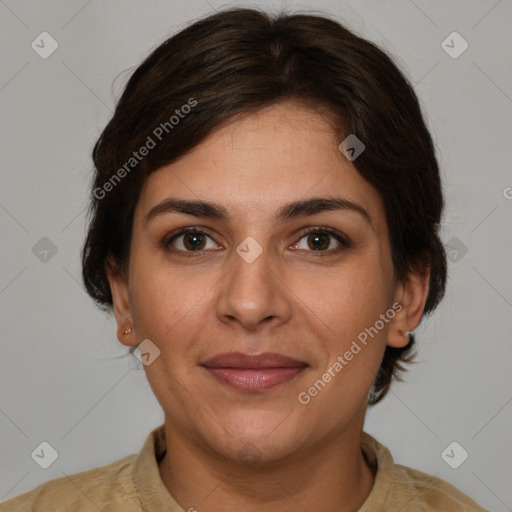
[1,0,511,510]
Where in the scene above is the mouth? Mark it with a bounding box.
[201,352,309,392]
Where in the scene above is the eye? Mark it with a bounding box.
[164,227,221,254]
[291,227,352,254]
[162,226,352,257]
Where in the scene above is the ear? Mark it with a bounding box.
[105,255,137,347]
[387,265,430,349]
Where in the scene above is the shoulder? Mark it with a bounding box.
[0,454,139,512]
[360,432,488,511]
[391,463,488,511]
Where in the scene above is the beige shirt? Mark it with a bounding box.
[0,425,487,511]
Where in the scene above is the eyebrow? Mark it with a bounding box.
[144,196,373,228]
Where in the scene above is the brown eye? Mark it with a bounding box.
[182,232,206,251]
[165,228,220,254]
[292,228,352,255]
[307,232,330,251]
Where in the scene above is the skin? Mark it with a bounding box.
[107,101,430,512]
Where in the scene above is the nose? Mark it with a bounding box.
[216,241,293,332]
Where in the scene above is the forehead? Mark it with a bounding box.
[135,102,387,233]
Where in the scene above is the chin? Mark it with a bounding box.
[202,408,303,464]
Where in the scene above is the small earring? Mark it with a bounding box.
[403,330,413,337]
[123,327,132,335]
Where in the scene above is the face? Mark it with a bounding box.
[108,101,427,463]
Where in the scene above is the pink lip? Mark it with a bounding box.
[201,352,308,392]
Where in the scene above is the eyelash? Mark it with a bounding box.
[161,226,352,258]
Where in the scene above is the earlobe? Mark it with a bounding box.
[387,267,430,348]
[105,255,136,347]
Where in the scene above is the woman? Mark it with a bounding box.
[0,7,486,511]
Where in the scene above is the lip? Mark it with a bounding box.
[201,352,308,392]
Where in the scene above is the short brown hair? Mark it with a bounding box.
[82,8,447,404]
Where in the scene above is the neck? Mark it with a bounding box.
[158,421,376,512]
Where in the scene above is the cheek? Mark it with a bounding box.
[297,258,392,379]
[129,264,210,405]
[299,297,389,419]
[296,257,391,333]
[129,253,211,337]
